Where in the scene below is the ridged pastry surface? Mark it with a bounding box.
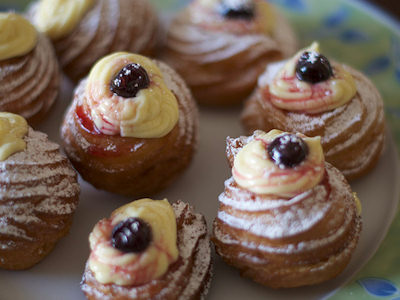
[61,60,198,197]
[163,3,297,106]
[212,135,362,288]
[0,34,60,125]
[81,201,213,300]
[30,0,158,82]
[0,128,80,270]
[242,63,385,180]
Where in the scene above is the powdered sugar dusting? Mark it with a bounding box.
[214,163,358,255]
[0,128,80,249]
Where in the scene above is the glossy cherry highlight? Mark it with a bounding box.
[110,63,150,98]
[295,51,334,84]
[267,134,309,168]
[111,217,152,253]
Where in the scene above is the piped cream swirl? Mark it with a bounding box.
[0,13,37,61]
[85,52,179,138]
[266,42,357,113]
[88,198,179,286]
[232,130,324,197]
[34,0,94,40]
[0,113,28,161]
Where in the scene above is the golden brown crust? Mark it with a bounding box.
[212,135,362,288]
[61,61,198,197]
[241,64,386,180]
[163,4,297,106]
[0,128,80,270]
[29,0,159,82]
[81,201,213,300]
[0,34,60,126]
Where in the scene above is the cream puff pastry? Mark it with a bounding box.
[0,112,80,270]
[242,42,385,180]
[163,0,297,106]
[213,129,362,288]
[61,52,198,197]
[81,198,212,299]
[0,13,60,125]
[29,0,159,82]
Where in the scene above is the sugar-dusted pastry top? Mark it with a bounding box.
[0,13,37,61]
[221,133,362,240]
[88,199,179,286]
[0,113,28,161]
[0,127,80,249]
[83,52,179,138]
[191,0,275,35]
[261,42,357,113]
[33,0,94,40]
[232,130,324,197]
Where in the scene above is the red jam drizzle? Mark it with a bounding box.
[75,104,101,135]
[75,105,142,158]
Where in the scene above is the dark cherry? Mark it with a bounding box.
[219,0,255,19]
[111,217,152,253]
[267,134,309,168]
[295,51,334,84]
[110,63,150,98]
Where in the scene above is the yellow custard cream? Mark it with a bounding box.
[268,42,357,113]
[0,112,28,161]
[353,193,362,216]
[0,13,38,61]
[85,52,179,138]
[232,130,325,197]
[34,0,94,40]
[88,199,179,286]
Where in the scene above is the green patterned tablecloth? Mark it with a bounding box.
[2,0,400,298]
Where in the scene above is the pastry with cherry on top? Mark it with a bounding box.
[212,129,362,288]
[0,112,80,270]
[61,52,198,197]
[163,0,297,106]
[241,42,385,180]
[81,198,212,299]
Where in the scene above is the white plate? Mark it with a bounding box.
[0,76,399,300]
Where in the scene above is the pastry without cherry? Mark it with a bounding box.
[0,112,80,270]
[0,13,60,125]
